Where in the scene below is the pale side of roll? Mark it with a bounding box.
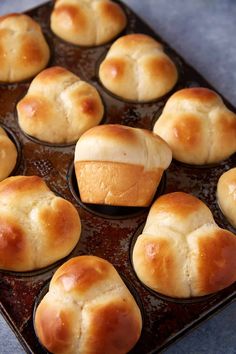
[74,124,172,206]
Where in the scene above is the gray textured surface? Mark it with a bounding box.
[0,1,236,353]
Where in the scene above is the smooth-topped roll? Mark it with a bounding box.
[0,175,81,271]
[132,192,236,298]
[74,124,172,206]
[50,0,127,46]
[217,168,236,228]
[0,13,50,83]
[0,127,17,181]
[99,33,178,102]
[153,87,236,165]
[17,66,104,144]
[34,255,142,354]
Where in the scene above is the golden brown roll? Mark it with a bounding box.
[50,0,127,46]
[132,192,236,298]
[0,13,50,83]
[99,33,178,102]
[0,127,17,182]
[153,87,236,165]
[74,124,172,206]
[34,255,142,354]
[217,168,236,228]
[17,66,104,144]
[0,175,81,271]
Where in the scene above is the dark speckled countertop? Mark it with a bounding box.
[0,1,235,353]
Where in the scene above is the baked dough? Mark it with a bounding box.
[74,124,172,206]
[50,0,127,46]
[0,175,81,271]
[217,168,236,229]
[34,255,142,354]
[133,192,236,297]
[17,66,104,144]
[153,87,236,165]
[0,13,50,82]
[99,33,178,101]
[0,127,17,182]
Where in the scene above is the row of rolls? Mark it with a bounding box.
[1,2,236,353]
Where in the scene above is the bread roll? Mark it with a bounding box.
[34,255,142,354]
[153,87,236,165]
[99,33,178,102]
[17,66,104,144]
[50,0,127,46]
[0,13,50,82]
[0,127,17,182]
[0,175,81,271]
[132,192,236,298]
[217,168,236,228]
[74,124,172,206]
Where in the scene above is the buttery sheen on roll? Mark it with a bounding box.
[132,192,236,298]
[34,255,142,354]
[0,13,50,82]
[153,87,236,165]
[17,66,104,144]
[0,175,81,271]
[0,127,17,182]
[217,168,236,229]
[74,124,172,206]
[99,33,178,102]
[50,0,127,46]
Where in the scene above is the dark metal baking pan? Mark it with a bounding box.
[0,1,235,353]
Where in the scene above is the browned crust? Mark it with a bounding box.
[52,255,111,293]
[196,228,236,295]
[150,192,208,218]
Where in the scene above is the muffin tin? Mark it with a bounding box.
[0,1,236,353]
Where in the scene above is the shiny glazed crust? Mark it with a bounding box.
[17,66,104,144]
[0,13,50,82]
[50,0,127,46]
[153,87,236,164]
[99,33,178,102]
[74,124,172,206]
[0,127,17,181]
[0,175,81,271]
[34,255,142,354]
[132,192,236,297]
[217,168,236,228]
